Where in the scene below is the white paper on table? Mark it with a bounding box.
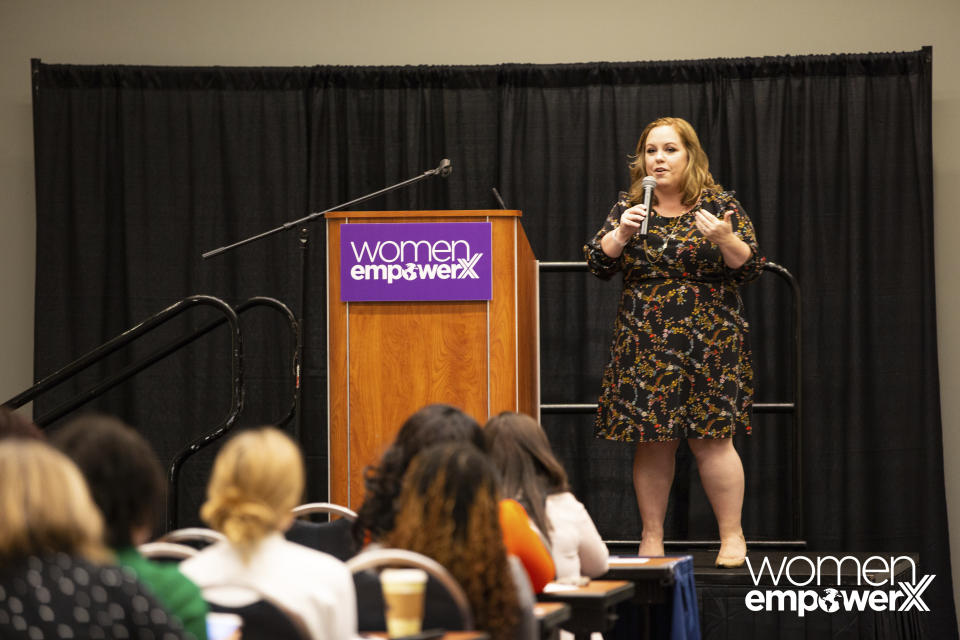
[608,556,652,566]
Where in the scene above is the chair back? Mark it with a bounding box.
[137,541,199,561]
[291,501,358,521]
[157,527,228,547]
[285,517,358,561]
[203,583,311,640]
[346,548,474,631]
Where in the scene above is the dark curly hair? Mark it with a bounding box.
[384,442,519,640]
[353,404,484,545]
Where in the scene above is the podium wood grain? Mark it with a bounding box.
[327,211,538,509]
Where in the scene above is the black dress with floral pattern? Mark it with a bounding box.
[583,189,763,442]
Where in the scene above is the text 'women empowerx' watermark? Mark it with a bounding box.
[743,554,934,616]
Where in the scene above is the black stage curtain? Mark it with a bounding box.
[32,48,955,636]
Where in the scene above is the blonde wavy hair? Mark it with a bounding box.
[385,443,519,640]
[200,427,304,559]
[0,439,110,563]
[627,116,723,207]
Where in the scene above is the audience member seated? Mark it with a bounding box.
[0,439,188,639]
[179,426,357,640]
[384,442,537,640]
[486,412,609,581]
[354,404,555,593]
[0,406,44,440]
[52,413,209,639]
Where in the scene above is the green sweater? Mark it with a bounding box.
[116,546,209,640]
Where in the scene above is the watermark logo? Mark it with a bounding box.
[744,555,934,616]
[340,222,492,301]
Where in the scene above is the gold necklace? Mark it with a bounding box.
[642,194,703,263]
[643,212,686,263]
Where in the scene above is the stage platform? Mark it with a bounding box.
[602,549,926,639]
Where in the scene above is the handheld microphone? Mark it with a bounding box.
[639,175,657,239]
[436,158,452,177]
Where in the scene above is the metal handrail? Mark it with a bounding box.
[240,297,301,433]
[538,260,804,545]
[5,295,242,419]
[165,296,300,530]
[165,297,303,530]
[2,295,245,532]
[3,295,304,531]
[757,261,803,541]
[166,296,300,430]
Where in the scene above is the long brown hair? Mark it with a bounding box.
[384,442,519,640]
[626,116,722,206]
[484,412,568,544]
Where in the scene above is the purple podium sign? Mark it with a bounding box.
[340,222,492,301]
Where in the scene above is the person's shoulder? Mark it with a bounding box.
[178,540,236,582]
[499,498,530,520]
[126,553,203,598]
[273,536,352,573]
[546,490,576,505]
[702,188,736,205]
[86,558,165,601]
[549,490,583,503]
[272,539,354,595]
[701,189,745,213]
[124,558,207,628]
[546,491,590,515]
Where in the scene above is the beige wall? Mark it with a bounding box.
[2,0,959,619]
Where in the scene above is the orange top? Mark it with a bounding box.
[499,499,556,593]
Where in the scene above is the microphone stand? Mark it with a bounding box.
[202,159,451,260]
[199,159,451,492]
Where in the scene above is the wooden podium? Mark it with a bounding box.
[326,210,539,509]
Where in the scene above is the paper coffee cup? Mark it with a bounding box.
[380,568,428,638]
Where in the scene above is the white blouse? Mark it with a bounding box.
[181,531,357,640]
[545,492,609,580]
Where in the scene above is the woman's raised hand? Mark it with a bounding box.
[694,209,736,246]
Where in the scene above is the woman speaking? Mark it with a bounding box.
[584,116,763,568]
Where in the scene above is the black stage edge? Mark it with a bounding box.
[603,549,928,640]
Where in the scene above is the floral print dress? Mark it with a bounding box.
[583,189,763,442]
